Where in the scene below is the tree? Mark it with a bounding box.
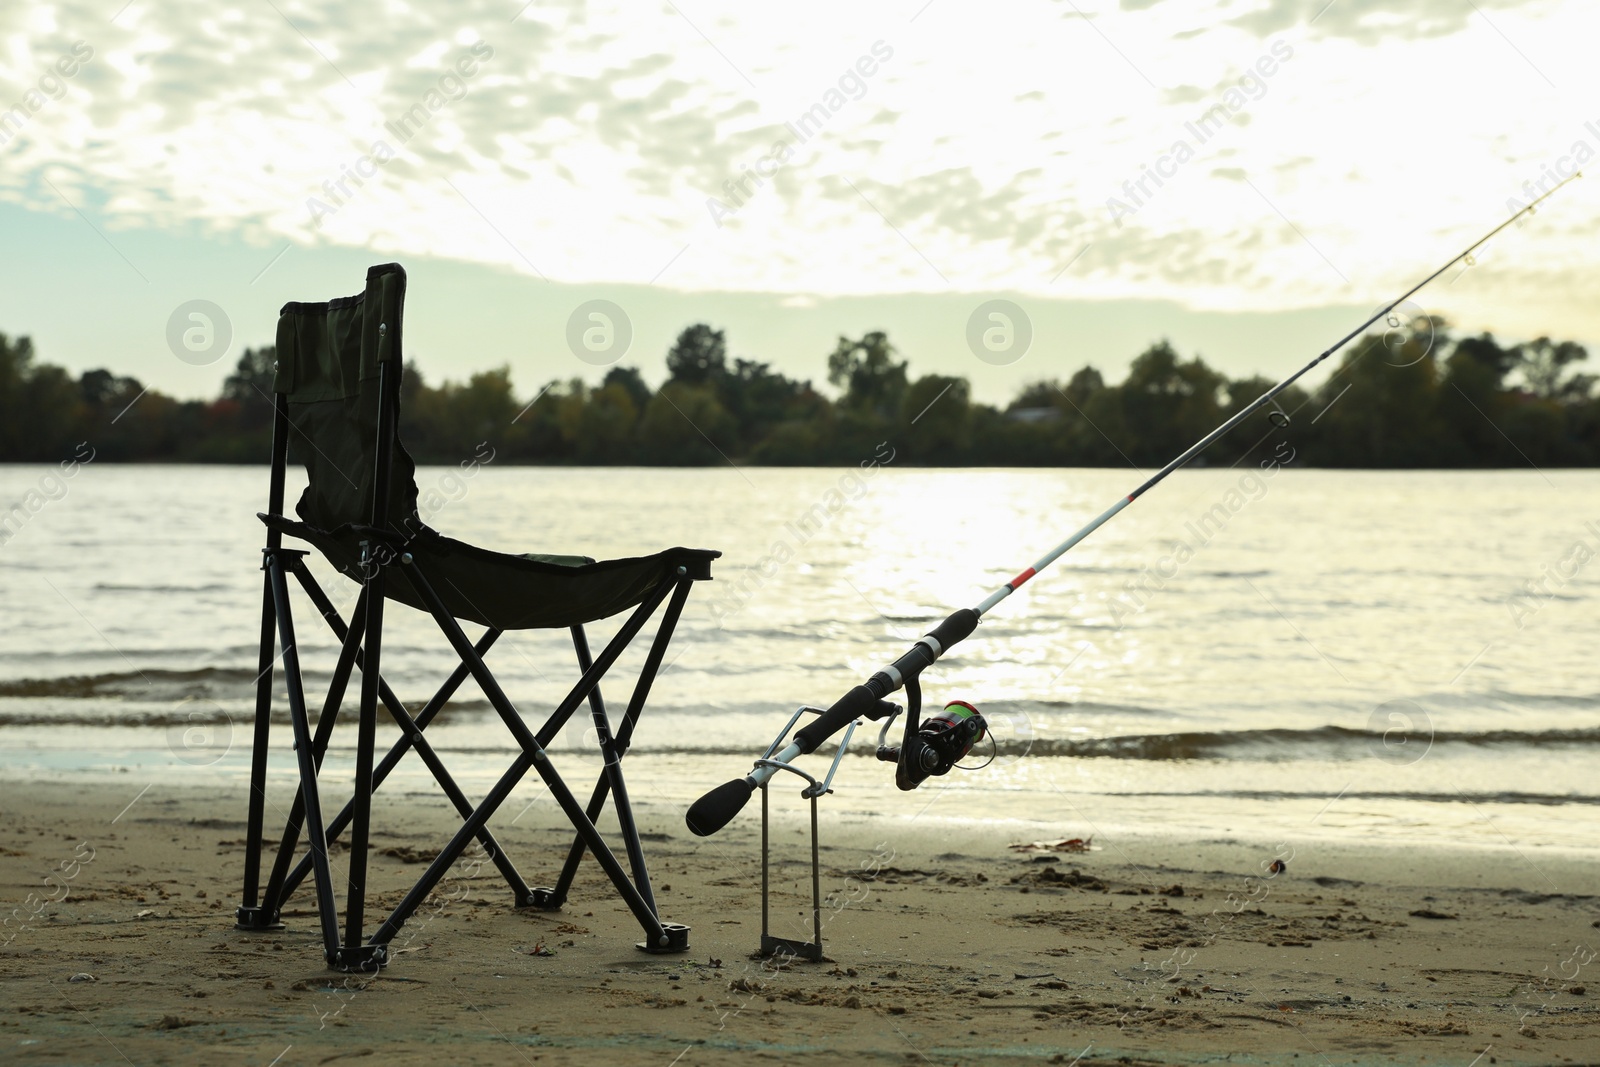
[1517,337,1593,400]
[6,317,1600,468]
[1215,374,1309,464]
[1007,380,1063,412]
[1438,333,1517,464]
[573,383,639,462]
[0,333,37,457]
[75,368,150,459]
[1116,341,1226,463]
[665,324,727,385]
[1311,334,1446,466]
[222,347,278,405]
[214,346,280,443]
[500,378,568,462]
[718,357,816,450]
[827,331,906,417]
[901,374,971,458]
[0,334,83,460]
[1063,366,1105,407]
[15,363,80,459]
[1449,333,1517,391]
[407,366,520,459]
[638,382,736,464]
[601,365,653,411]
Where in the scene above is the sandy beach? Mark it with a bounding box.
[3,776,1596,1066]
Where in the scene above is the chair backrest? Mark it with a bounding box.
[271,263,419,532]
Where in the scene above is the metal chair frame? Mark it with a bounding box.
[234,306,706,971]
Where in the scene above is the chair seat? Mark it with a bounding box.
[260,513,718,630]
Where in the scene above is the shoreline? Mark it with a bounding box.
[3,775,1597,1065]
[7,742,1600,861]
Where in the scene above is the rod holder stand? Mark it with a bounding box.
[755,708,859,964]
[759,781,825,963]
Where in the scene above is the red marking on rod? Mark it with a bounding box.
[1009,567,1036,590]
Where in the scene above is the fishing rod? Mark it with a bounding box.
[685,169,1584,837]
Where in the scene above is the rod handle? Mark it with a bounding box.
[685,777,755,837]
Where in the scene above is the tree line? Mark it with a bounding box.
[0,321,1595,467]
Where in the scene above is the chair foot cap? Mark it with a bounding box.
[233,907,285,932]
[329,944,388,973]
[521,887,564,910]
[637,922,691,954]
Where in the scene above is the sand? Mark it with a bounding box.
[2,776,1597,1066]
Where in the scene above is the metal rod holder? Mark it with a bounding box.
[756,707,858,963]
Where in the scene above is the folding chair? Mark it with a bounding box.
[233,263,718,971]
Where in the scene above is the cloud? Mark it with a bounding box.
[1,0,780,229]
[818,167,1088,257]
[1225,0,1547,45]
[0,0,1592,327]
[1163,85,1208,105]
[1118,0,1549,45]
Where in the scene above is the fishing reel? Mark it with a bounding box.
[874,677,990,790]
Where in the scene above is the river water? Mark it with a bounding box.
[1,462,1595,856]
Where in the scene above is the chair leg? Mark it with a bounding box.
[237,562,283,931]
[524,742,688,953]
[277,568,529,904]
[266,552,342,961]
[571,622,651,903]
[373,563,685,952]
[546,579,693,906]
[259,588,368,919]
[539,625,653,912]
[369,750,537,950]
[334,548,387,972]
[276,636,521,900]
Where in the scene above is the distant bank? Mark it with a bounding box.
[1,322,1595,468]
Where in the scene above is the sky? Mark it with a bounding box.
[1,0,1596,404]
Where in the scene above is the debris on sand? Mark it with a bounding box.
[1009,866,1107,891]
[380,845,441,864]
[1009,837,1093,854]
